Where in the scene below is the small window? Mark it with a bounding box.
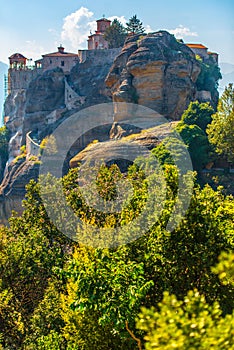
[61,61,65,66]
[50,59,52,64]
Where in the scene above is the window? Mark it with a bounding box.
[61,61,65,67]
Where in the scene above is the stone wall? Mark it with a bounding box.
[26,131,40,158]
[8,68,42,94]
[64,79,86,110]
[42,56,79,74]
[78,48,121,65]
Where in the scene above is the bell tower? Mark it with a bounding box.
[88,17,111,50]
[96,17,111,33]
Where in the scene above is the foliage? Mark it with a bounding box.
[151,136,190,170]
[212,251,234,287]
[104,18,127,48]
[60,164,234,348]
[207,83,234,163]
[176,123,211,170]
[196,57,222,93]
[0,149,233,348]
[0,180,73,349]
[39,135,57,156]
[181,101,214,131]
[126,15,145,34]
[137,290,234,350]
[24,281,67,349]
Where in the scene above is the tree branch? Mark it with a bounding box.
[125,320,142,350]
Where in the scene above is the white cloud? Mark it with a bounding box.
[61,7,96,50]
[108,15,127,26]
[145,24,154,34]
[168,25,198,39]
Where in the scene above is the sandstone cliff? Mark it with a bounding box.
[106,31,201,120]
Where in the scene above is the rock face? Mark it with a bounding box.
[106,31,201,120]
[23,69,65,136]
[70,123,173,171]
[1,51,120,223]
[4,51,119,159]
[0,158,39,225]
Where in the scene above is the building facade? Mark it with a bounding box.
[88,18,111,50]
[36,45,79,73]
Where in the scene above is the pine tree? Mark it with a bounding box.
[126,15,145,35]
[104,19,127,48]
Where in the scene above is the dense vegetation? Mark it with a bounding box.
[104,19,127,49]
[0,89,233,349]
[0,163,233,349]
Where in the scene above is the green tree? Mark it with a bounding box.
[126,15,145,34]
[0,179,73,349]
[176,123,211,170]
[212,251,234,288]
[61,164,234,348]
[24,281,67,349]
[137,290,234,350]
[207,83,234,163]
[196,57,222,93]
[181,101,214,131]
[104,18,127,48]
[1,154,234,349]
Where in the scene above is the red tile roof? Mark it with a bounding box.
[42,51,78,58]
[186,43,208,49]
[96,18,111,22]
[9,53,27,59]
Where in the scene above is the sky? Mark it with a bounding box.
[1,0,234,65]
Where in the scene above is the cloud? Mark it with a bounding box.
[168,25,198,39]
[61,7,96,50]
[145,24,154,33]
[108,15,127,26]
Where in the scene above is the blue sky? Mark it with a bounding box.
[1,0,234,64]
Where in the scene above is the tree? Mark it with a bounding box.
[0,155,234,348]
[176,123,211,170]
[181,101,214,132]
[137,290,234,350]
[126,15,145,35]
[104,18,127,49]
[0,179,73,349]
[60,164,234,348]
[207,83,234,164]
[196,57,222,93]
